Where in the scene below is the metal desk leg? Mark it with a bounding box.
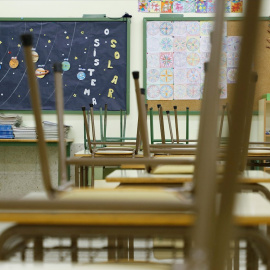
[117,237,128,260]
[71,237,78,262]
[34,237,43,261]
[108,237,116,261]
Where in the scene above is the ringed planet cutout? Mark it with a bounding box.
[35,68,49,78]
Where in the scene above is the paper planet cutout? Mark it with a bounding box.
[32,51,39,63]
[62,61,70,71]
[35,68,49,78]
[9,57,19,69]
[77,71,86,80]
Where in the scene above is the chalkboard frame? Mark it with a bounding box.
[143,15,269,115]
[0,17,131,115]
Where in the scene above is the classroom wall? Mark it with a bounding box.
[0,0,269,197]
[0,0,269,144]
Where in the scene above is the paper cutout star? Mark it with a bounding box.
[17,44,21,47]
[30,28,33,32]
[48,40,51,43]
[0,41,2,44]
[73,94,77,97]
[74,56,78,60]
[66,36,70,39]
[81,31,84,34]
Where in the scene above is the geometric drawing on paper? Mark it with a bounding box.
[160,37,173,51]
[200,36,211,53]
[150,1,161,12]
[197,1,207,13]
[147,21,160,36]
[219,68,227,86]
[185,0,197,13]
[147,84,160,99]
[227,51,239,68]
[147,37,160,52]
[227,36,241,52]
[187,84,201,99]
[200,52,211,67]
[160,85,174,99]
[173,22,187,36]
[173,36,187,52]
[174,68,187,84]
[187,52,200,67]
[160,68,174,83]
[186,37,200,52]
[174,52,187,68]
[174,84,186,100]
[200,21,214,36]
[147,69,160,83]
[147,53,160,68]
[187,68,201,84]
[207,0,216,13]
[160,22,174,35]
[219,83,227,99]
[227,68,238,83]
[138,1,149,12]
[160,52,174,68]
[186,21,200,36]
[173,1,185,13]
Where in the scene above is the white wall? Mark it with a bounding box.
[0,0,269,143]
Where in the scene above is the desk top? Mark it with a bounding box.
[0,139,73,143]
[0,262,171,270]
[106,169,270,184]
[0,192,270,226]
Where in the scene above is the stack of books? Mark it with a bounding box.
[13,127,37,139]
[42,121,71,140]
[0,125,14,139]
[0,114,22,127]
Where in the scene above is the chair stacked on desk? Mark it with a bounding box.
[1,0,270,269]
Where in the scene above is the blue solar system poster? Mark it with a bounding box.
[0,20,128,111]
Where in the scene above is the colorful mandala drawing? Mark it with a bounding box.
[147,84,160,100]
[231,0,243,13]
[160,52,174,68]
[147,21,160,36]
[196,1,207,13]
[161,1,173,13]
[200,21,214,36]
[174,84,186,100]
[186,84,201,99]
[207,0,216,13]
[150,1,161,12]
[147,68,160,83]
[187,52,200,67]
[160,84,174,99]
[225,0,231,13]
[227,51,240,68]
[147,53,160,68]
[227,36,242,52]
[138,1,149,12]
[187,68,201,84]
[186,37,200,52]
[173,22,187,36]
[160,68,174,83]
[200,36,211,53]
[173,1,186,13]
[222,36,227,53]
[185,0,197,13]
[160,37,173,51]
[227,67,238,83]
[173,36,187,52]
[160,22,174,35]
[186,21,200,36]
[174,52,187,68]
[174,68,187,84]
[147,37,160,52]
[220,51,227,68]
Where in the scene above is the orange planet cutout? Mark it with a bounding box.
[32,51,39,63]
[9,57,19,69]
[35,68,49,78]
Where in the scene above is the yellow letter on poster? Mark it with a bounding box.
[111,39,117,48]
[111,75,118,85]
[108,60,113,69]
[108,88,114,98]
[114,51,120,60]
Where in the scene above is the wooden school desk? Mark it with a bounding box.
[0,139,73,181]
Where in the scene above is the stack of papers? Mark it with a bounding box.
[13,127,37,139]
[0,114,22,127]
[42,121,71,140]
